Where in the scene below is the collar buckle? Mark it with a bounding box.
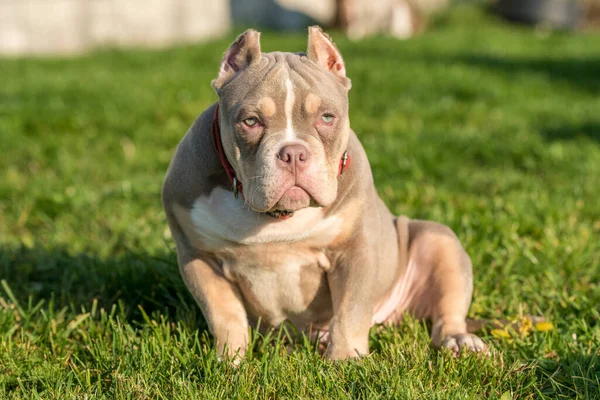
[232,177,239,199]
[340,150,349,174]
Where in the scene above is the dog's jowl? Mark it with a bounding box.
[162,27,486,360]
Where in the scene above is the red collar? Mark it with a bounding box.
[211,104,350,198]
[211,104,243,197]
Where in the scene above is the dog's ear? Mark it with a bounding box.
[307,26,351,89]
[212,29,262,91]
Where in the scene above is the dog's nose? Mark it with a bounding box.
[277,144,311,171]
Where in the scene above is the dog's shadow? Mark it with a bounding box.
[3,245,598,397]
[0,245,206,331]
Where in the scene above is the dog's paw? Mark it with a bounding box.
[441,333,488,356]
[325,343,368,360]
[217,354,244,367]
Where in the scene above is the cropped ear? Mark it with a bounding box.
[307,26,351,89]
[212,29,262,90]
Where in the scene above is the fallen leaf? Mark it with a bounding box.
[535,322,554,332]
[500,390,512,400]
[491,329,511,338]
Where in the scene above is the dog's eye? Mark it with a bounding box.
[243,117,259,127]
[321,113,335,124]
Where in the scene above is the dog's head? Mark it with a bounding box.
[212,27,352,214]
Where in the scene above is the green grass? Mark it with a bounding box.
[1,5,599,399]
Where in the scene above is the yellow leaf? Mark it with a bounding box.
[491,329,511,338]
[519,316,534,337]
[500,391,512,400]
[535,322,554,332]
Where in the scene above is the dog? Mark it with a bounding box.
[161,26,487,360]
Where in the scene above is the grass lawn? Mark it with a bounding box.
[1,5,599,399]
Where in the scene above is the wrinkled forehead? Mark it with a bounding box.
[218,52,348,112]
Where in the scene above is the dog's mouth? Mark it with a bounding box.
[263,186,312,220]
[266,209,295,220]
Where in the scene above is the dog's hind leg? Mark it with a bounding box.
[395,217,487,355]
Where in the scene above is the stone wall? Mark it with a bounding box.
[0,0,231,55]
[0,0,449,56]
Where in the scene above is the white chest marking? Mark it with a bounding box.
[242,257,306,326]
[188,188,343,248]
[284,78,296,140]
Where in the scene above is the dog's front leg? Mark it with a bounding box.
[326,243,376,360]
[178,251,248,361]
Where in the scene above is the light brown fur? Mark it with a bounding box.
[304,93,322,115]
[257,96,277,117]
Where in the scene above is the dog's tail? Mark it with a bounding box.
[466,315,548,333]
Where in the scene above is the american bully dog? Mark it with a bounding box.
[162,26,487,360]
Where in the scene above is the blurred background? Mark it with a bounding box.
[1,1,599,397]
[1,0,599,55]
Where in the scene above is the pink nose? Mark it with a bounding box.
[277,144,311,172]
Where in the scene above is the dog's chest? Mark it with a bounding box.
[183,188,343,327]
[222,244,333,328]
[186,188,343,250]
